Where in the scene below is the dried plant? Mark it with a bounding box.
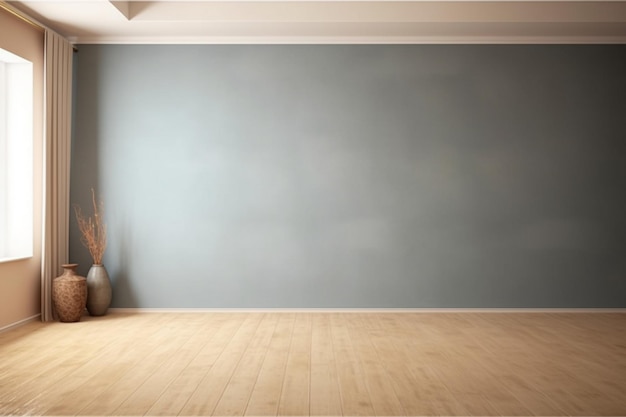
[74,189,107,265]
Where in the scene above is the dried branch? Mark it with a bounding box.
[74,189,107,265]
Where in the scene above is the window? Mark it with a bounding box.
[0,47,33,262]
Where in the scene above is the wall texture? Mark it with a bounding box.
[71,45,626,308]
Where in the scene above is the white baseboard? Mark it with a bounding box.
[0,314,41,334]
[108,307,626,314]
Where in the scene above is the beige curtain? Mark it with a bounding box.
[41,30,73,322]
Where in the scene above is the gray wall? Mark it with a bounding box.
[71,45,626,308]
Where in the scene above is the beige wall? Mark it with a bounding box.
[0,5,44,330]
[0,259,41,329]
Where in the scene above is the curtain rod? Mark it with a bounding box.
[0,2,78,52]
[0,1,44,30]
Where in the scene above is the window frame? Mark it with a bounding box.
[0,47,34,263]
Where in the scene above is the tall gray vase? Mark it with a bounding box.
[86,264,112,316]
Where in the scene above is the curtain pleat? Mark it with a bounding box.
[41,31,73,322]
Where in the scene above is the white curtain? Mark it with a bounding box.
[41,30,73,322]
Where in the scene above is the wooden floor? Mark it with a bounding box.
[1,312,625,416]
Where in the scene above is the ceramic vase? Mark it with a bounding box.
[52,264,87,322]
[86,264,112,316]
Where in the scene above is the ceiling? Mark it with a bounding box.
[6,0,626,44]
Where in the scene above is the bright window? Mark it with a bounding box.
[0,47,33,262]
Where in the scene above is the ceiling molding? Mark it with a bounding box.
[7,0,626,44]
[70,36,626,45]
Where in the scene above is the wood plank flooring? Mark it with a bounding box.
[1,312,625,416]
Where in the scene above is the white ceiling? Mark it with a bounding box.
[6,0,626,44]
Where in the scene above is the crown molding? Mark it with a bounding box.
[71,35,626,44]
[8,0,626,45]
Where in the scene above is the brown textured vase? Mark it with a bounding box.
[52,264,87,322]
